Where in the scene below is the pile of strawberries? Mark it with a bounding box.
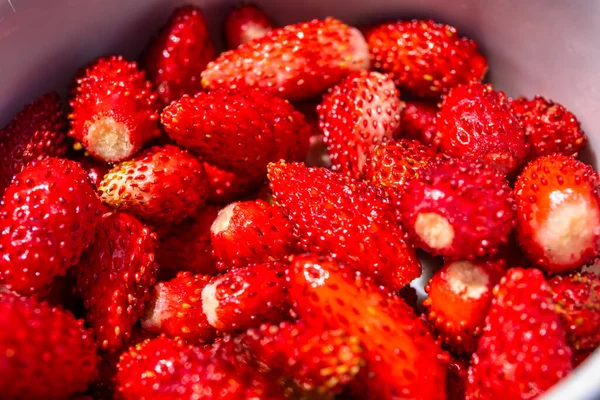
[0,4,599,400]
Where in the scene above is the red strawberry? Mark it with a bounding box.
[547,272,600,350]
[0,158,101,294]
[201,262,289,333]
[447,356,470,400]
[204,162,265,204]
[398,100,438,145]
[514,154,600,273]
[400,158,515,259]
[225,3,273,49]
[141,6,216,105]
[510,96,586,160]
[99,144,209,224]
[0,92,67,196]
[268,161,420,291]
[366,20,487,98]
[286,254,447,400]
[211,199,297,270]
[436,83,527,175]
[201,18,369,100]
[466,268,573,400]
[141,271,216,343]
[317,71,402,178]
[75,212,157,352]
[69,55,161,162]
[72,151,110,188]
[0,293,97,400]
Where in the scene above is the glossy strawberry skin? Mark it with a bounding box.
[367,20,487,98]
[225,3,273,49]
[201,18,370,100]
[204,162,265,204]
[0,158,102,294]
[397,100,438,145]
[141,6,216,105]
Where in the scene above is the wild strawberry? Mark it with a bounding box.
[514,154,600,273]
[201,18,369,100]
[211,200,297,270]
[141,6,216,105]
[0,158,101,294]
[0,293,97,400]
[287,254,447,400]
[71,151,110,188]
[99,144,209,224]
[547,272,600,350]
[447,356,470,400]
[204,162,265,204]
[400,158,515,259]
[69,55,161,162]
[201,262,289,333]
[398,100,438,145]
[0,92,67,196]
[436,83,527,175]
[141,271,216,343]
[366,20,487,98]
[317,71,402,178]
[225,3,273,49]
[466,268,573,400]
[510,96,586,160]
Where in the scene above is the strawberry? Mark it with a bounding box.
[72,150,110,188]
[366,20,487,98]
[466,268,573,400]
[201,262,289,333]
[268,161,420,290]
[514,154,600,273]
[141,271,216,343]
[510,96,586,160]
[0,92,67,196]
[69,55,161,162]
[400,158,515,259]
[547,272,600,350]
[141,6,216,105]
[0,293,97,400]
[99,144,209,224]
[201,18,369,100]
[0,158,101,294]
[397,100,438,145]
[211,199,297,270]
[286,254,447,400]
[225,3,273,49]
[436,83,527,175]
[317,71,402,178]
[204,162,265,204]
[75,212,157,352]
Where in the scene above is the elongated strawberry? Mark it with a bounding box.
[204,162,265,204]
[211,200,297,270]
[400,158,515,259]
[0,158,101,294]
[99,144,209,224]
[515,155,600,273]
[225,3,273,49]
[318,71,402,178]
[287,254,447,400]
[397,100,439,146]
[268,161,420,290]
[141,6,216,105]
[436,83,527,174]
[366,20,487,98]
[69,55,161,162]
[466,268,572,400]
[0,293,97,400]
[202,18,369,100]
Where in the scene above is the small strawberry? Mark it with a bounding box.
[211,199,297,270]
[466,268,573,400]
[201,18,369,100]
[0,158,101,294]
[436,83,527,175]
[204,162,265,204]
[99,144,209,224]
[366,20,487,98]
[317,71,402,178]
[397,100,438,145]
[400,158,515,259]
[0,293,97,400]
[514,154,600,273]
[225,3,273,49]
[141,6,216,105]
[510,96,586,160]
[286,254,447,400]
[69,55,161,162]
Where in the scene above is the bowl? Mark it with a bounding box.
[0,0,598,399]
